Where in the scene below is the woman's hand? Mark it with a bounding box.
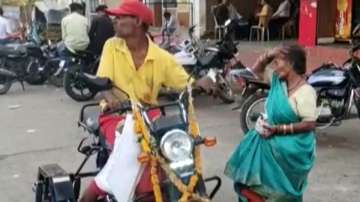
[261,122,277,138]
[255,117,276,138]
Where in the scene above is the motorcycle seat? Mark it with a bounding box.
[0,45,27,57]
[70,50,95,60]
[80,73,112,92]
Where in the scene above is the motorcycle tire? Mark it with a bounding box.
[239,92,267,133]
[0,75,12,95]
[64,65,97,102]
[24,57,47,85]
[48,72,64,87]
[216,75,235,104]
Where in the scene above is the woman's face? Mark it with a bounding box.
[271,55,292,80]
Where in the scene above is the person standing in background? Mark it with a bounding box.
[269,0,292,39]
[88,5,115,55]
[0,7,20,44]
[61,3,89,54]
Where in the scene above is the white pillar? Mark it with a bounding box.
[193,0,206,38]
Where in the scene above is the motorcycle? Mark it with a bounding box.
[0,42,49,94]
[238,40,360,133]
[63,50,100,102]
[34,74,221,202]
[170,20,239,104]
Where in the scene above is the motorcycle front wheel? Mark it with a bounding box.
[64,65,97,102]
[239,92,267,133]
[0,74,12,95]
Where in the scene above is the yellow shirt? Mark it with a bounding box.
[96,37,189,105]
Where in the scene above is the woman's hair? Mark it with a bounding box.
[0,7,3,16]
[281,44,307,75]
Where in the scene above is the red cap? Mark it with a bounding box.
[106,0,154,25]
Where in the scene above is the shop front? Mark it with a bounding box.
[299,0,360,46]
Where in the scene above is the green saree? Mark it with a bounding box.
[224,74,316,202]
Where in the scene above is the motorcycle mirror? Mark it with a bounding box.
[188,25,197,38]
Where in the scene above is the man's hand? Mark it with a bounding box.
[101,90,121,112]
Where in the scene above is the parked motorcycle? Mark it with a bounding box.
[25,40,66,88]
[171,20,239,103]
[63,50,100,102]
[238,41,360,133]
[34,75,221,202]
[0,42,49,94]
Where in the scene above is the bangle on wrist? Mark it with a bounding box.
[290,124,294,134]
[283,125,287,135]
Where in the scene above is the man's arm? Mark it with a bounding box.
[164,56,190,91]
[96,39,119,110]
[164,56,215,94]
[61,19,66,40]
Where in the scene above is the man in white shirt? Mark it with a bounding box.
[161,11,177,39]
[61,3,89,54]
[0,7,15,44]
[269,0,292,39]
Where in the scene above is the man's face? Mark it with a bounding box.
[114,15,139,38]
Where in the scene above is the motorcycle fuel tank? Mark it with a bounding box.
[173,49,197,65]
[307,68,348,88]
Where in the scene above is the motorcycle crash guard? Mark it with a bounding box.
[38,164,75,201]
[0,68,16,79]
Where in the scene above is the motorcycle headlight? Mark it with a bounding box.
[160,129,193,162]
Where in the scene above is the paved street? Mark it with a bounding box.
[0,42,360,202]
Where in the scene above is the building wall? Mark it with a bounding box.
[205,0,285,35]
[105,0,121,7]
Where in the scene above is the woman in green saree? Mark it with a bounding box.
[224,44,317,202]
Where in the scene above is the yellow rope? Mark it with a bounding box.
[133,107,151,153]
[150,157,163,202]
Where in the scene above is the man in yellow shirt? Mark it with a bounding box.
[80,1,211,201]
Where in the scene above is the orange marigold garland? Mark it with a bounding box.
[133,84,209,202]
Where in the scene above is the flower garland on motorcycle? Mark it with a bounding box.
[133,85,210,202]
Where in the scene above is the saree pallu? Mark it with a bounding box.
[225,75,316,202]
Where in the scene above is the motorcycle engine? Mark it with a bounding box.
[318,97,345,118]
[316,87,348,118]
